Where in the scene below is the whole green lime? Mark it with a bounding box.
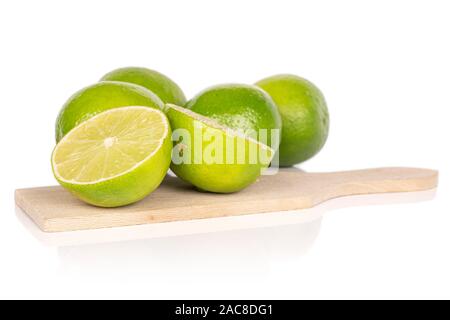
[100,67,186,106]
[256,74,329,167]
[185,84,282,149]
[55,81,163,142]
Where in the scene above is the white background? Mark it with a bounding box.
[1,0,449,299]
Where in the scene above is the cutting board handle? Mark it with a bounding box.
[297,167,438,205]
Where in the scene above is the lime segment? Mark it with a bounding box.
[166,104,275,193]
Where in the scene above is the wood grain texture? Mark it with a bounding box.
[15,167,438,233]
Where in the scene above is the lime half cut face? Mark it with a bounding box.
[52,106,172,207]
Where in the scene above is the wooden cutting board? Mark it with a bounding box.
[15,167,438,233]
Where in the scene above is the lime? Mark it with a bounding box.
[166,104,274,193]
[256,74,329,166]
[185,84,282,149]
[100,67,186,106]
[55,81,163,142]
[52,106,172,207]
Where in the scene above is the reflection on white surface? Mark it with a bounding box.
[16,188,437,274]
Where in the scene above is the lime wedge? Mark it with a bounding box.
[166,104,275,193]
[52,106,172,207]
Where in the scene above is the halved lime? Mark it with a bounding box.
[166,104,275,193]
[52,106,172,207]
